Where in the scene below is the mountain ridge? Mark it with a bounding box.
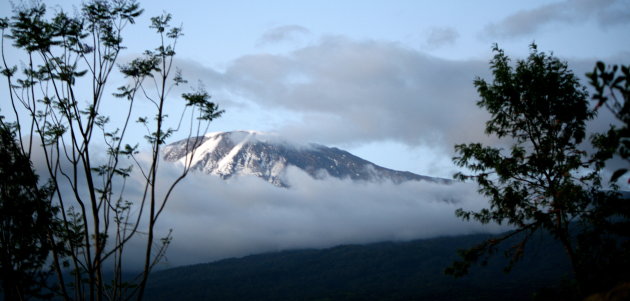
[163,130,449,187]
[144,231,571,301]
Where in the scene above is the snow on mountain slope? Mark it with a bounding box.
[163,131,449,187]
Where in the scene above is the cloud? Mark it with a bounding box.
[257,25,311,46]
[205,36,492,149]
[483,0,630,38]
[27,139,502,269]
[423,27,459,49]
[147,164,502,267]
[169,35,626,181]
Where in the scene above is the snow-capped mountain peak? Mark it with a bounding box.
[163,131,448,187]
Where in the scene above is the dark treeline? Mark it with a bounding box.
[144,232,572,301]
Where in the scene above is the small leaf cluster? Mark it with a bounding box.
[588,63,630,183]
[182,89,224,121]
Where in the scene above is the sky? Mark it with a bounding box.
[2,0,629,177]
[2,0,630,266]
[141,0,629,179]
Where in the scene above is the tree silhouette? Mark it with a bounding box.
[589,62,630,183]
[445,44,610,297]
[578,62,630,296]
[0,121,54,300]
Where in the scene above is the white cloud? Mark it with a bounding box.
[202,36,493,149]
[149,164,502,267]
[171,35,626,162]
[28,141,501,269]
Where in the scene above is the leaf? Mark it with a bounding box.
[611,168,628,183]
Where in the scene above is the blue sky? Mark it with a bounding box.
[2,0,629,178]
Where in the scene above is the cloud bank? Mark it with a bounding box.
[29,141,501,269]
[192,36,494,149]
[177,35,625,154]
[483,0,630,38]
[147,164,502,268]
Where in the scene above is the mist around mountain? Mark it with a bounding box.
[163,130,449,187]
[127,130,505,268]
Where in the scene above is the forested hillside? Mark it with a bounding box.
[144,232,572,301]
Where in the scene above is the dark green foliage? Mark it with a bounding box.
[588,62,630,182]
[182,89,224,121]
[582,62,630,295]
[0,123,54,300]
[448,44,605,296]
[143,233,571,301]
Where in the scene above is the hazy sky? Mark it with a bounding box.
[2,0,629,177]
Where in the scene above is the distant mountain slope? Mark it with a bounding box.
[163,131,448,187]
[144,232,572,301]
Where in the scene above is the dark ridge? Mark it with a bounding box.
[144,231,571,301]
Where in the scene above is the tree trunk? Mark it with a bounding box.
[559,232,585,297]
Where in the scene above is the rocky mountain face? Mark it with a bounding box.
[163,131,448,187]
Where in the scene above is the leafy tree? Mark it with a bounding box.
[0,1,223,300]
[579,63,630,295]
[0,120,54,300]
[445,44,605,296]
[588,62,630,183]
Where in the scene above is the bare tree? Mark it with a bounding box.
[0,1,223,300]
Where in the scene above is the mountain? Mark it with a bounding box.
[163,130,448,187]
[144,231,572,301]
